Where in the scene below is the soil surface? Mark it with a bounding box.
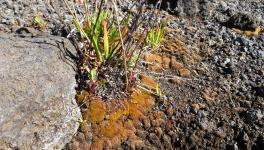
[1,0,263,149]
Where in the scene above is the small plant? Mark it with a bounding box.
[146,21,167,49]
[63,0,132,64]
[63,0,150,92]
[155,81,163,98]
[79,115,85,124]
[89,68,97,80]
[32,15,47,30]
[128,54,139,68]
[64,0,167,97]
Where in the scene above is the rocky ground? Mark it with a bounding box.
[0,0,263,149]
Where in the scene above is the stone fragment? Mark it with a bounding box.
[147,0,200,17]
[223,13,260,31]
[0,33,80,150]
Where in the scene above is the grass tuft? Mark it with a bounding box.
[146,21,167,49]
[32,14,48,30]
[63,0,166,96]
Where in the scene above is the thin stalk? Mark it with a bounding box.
[132,30,148,70]
[63,0,89,40]
[112,0,129,91]
[137,84,157,96]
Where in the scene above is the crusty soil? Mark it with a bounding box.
[1,0,263,149]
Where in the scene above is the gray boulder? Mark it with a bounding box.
[0,31,80,149]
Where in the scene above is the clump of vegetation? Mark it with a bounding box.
[63,0,167,95]
[32,14,48,30]
[64,1,167,148]
[146,21,167,49]
[63,0,151,93]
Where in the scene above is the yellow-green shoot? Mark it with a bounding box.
[156,82,162,98]
[63,0,131,64]
[32,15,47,29]
[146,21,167,49]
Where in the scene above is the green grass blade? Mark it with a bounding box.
[90,68,97,80]
[91,36,103,62]
[102,19,110,60]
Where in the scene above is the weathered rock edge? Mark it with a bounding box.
[0,32,80,149]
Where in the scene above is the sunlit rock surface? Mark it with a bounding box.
[0,32,80,149]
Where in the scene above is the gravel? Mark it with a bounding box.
[0,0,263,149]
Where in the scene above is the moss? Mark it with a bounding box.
[127,103,144,122]
[130,90,155,110]
[140,75,157,90]
[86,99,106,124]
[81,77,156,149]
[99,121,124,138]
[109,109,127,122]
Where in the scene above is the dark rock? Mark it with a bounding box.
[243,109,263,123]
[0,33,80,149]
[253,85,264,97]
[252,136,264,150]
[226,143,239,150]
[222,13,260,30]
[147,0,201,17]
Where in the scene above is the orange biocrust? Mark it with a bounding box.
[76,78,156,149]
